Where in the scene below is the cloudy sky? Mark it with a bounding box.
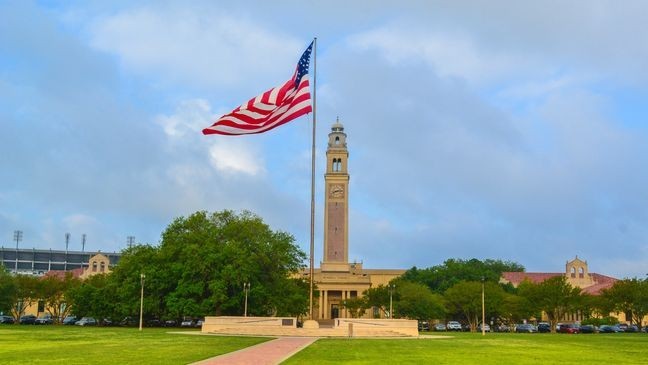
[2,0,648,279]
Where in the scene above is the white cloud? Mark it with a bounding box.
[157,99,214,138]
[88,4,303,88]
[347,24,538,85]
[208,141,264,176]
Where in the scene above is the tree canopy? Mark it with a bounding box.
[75,210,310,321]
[401,258,524,294]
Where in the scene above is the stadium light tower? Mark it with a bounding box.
[13,230,23,273]
[127,236,135,248]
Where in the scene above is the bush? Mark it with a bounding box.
[581,316,619,326]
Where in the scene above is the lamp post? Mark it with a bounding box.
[243,282,250,317]
[139,273,145,331]
[481,276,486,336]
[388,284,395,319]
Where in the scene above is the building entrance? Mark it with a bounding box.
[331,304,340,319]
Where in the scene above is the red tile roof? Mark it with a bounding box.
[43,268,84,279]
[501,272,563,284]
[501,271,619,296]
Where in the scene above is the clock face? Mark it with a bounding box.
[329,184,344,198]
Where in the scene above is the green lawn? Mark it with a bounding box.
[3,326,648,365]
[0,325,267,364]
[285,332,648,365]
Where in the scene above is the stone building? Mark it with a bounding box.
[500,256,617,295]
[302,120,406,320]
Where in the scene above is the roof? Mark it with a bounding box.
[43,268,84,279]
[501,271,619,296]
[582,273,618,295]
[501,272,563,285]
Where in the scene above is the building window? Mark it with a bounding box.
[373,306,380,318]
[100,262,105,272]
[335,136,340,145]
[38,300,45,313]
[578,267,584,278]
[92,262,97,272]
[570,267,575,278]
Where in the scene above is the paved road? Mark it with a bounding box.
[191,336,318,365]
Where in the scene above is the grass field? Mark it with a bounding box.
[286,332,648,365]
[0,325,267,364]
[2,326,647,365]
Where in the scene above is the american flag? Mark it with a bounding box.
[202,42,313,135]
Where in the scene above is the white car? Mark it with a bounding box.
[447,321,462,331]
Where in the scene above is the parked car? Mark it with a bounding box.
[19,314,37,325]
[165,319,178,327]
[515,324,537,333]
[120,317,137,327]
[0,315,15,324]
[101,318,114,326]
[624,325,639,333]
[537,323,551,333]
[75,317,97,326]
[434,323,447,331]
[446,321,462,331]
[146,319,162,327]
[477,323,491,332]
[194,318,204,328]
[495,324,510,332]
[558,323,580,334]
[580,325,597,333]
[62,316,78,325]
[34,314,54,325]
[461,324,471,332]
[180,319,195,328]
[417,321,430,331]
[599,325,622,333]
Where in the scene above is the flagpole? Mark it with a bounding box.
[309,37,317,321]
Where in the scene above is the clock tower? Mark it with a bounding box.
[322,119,350,271]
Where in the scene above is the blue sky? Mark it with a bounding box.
[2,0,648,279]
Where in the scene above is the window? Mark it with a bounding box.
[570,267,576,278]
[100,262,105,272]
[38,300,45,313]
[332,158,342,172]
[335,136,340,145]
[92,262,97,272]
[578,267,584,278]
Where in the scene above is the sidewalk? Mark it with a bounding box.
[190,336,318,365]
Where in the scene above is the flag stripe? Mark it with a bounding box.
[203,42,313,136]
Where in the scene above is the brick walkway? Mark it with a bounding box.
[191,337,318,365]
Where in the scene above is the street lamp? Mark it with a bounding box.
[243,282,251,317]
[388,284,395,319]
[481,276,486,336]
[139,273,145,331]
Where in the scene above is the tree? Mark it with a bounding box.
[40,273,81,322]
[499,293,535,329]
[394,281,445,321]
[342,296,367,318]
[444,281,505,332]
[0,267,16,314]
[67,274,118,321]
[362,285,392,318]
[108,210,309,321]
[602,278,648,329]
[518,276,582,333]
[9,275,42,320]
[402,258,524,294]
